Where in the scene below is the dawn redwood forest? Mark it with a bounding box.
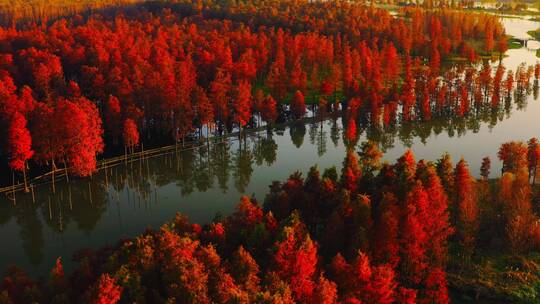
[2,0,540,303]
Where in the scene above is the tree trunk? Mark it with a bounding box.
[533,164,537,185]
[52,159,56,194]
[23,163,29,193]
[105,166,109,188]
[64,157,70,183]
[11,170,16,206]
[239,125,242,141]
[207,125,210,148]
[89,183,93,205]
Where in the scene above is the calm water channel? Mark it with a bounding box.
[1,16,540,277]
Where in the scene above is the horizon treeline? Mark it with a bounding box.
[0,0,143,27]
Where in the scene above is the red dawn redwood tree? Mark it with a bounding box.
[266,63,287,102]
[0,72,18,117]
[498,141,528,175]
[373,193,400,268]
[345,119,357,145]
[235,49,258,81]
[454,159,478,259]
[341,150,361,193]
[496,37,508,58]
[17,86,36,115]
[86,273,122,304]
[312,274,338,304]
[49,256,68,298]
[104,95,121,145]
[382,42,401,84]
[210,70,232,125]
[422,267,450,304]
[527,138,540,184]
[8,112,33,192]
[69,97,104,177]
[273,219,318,302]
[320,79,334,97]
[401,57,416,121]
[260,95,278,127]
[67,80,82,98]
[234,80,252,133]
[123,118,139,155]
[400,183,429,286]
[353,253,396,304]
[430,49,441,75]
[395,150,417,195]
[291,90,306,119]
[194,87,214,139]
[31,98,104,180]
[436,153,454,195]
[330,252,396,303]
[230,246,260,292]
[422,166,453,268]
[290,58,307,93]
[31,103,60,191]
[484,25,494,54]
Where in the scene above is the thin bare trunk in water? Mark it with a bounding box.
[11,170,16,206]
[52,159,56,194]
[23,163,28,193]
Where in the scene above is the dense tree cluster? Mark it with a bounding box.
[0,1,516,185]
[3,139,540,303]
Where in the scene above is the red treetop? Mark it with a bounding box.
[454,159,478,255]
[234,80,252,127]
[105,95,121,140]
[274,220,318,302]
[291,90,306,119]
[330,251,396,304]
[260,94,278,124]
[346,119,357,143]
[400,183,429,285]
[50,257,64,281]
[88,274,122,304]
[312,274,338,304]
[8,112,33,171]
[123,118,139,149]
[230,246,260,291]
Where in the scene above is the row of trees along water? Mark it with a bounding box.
[5,88,539,246]
[0,2,516,190]
[2,139,540,303]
